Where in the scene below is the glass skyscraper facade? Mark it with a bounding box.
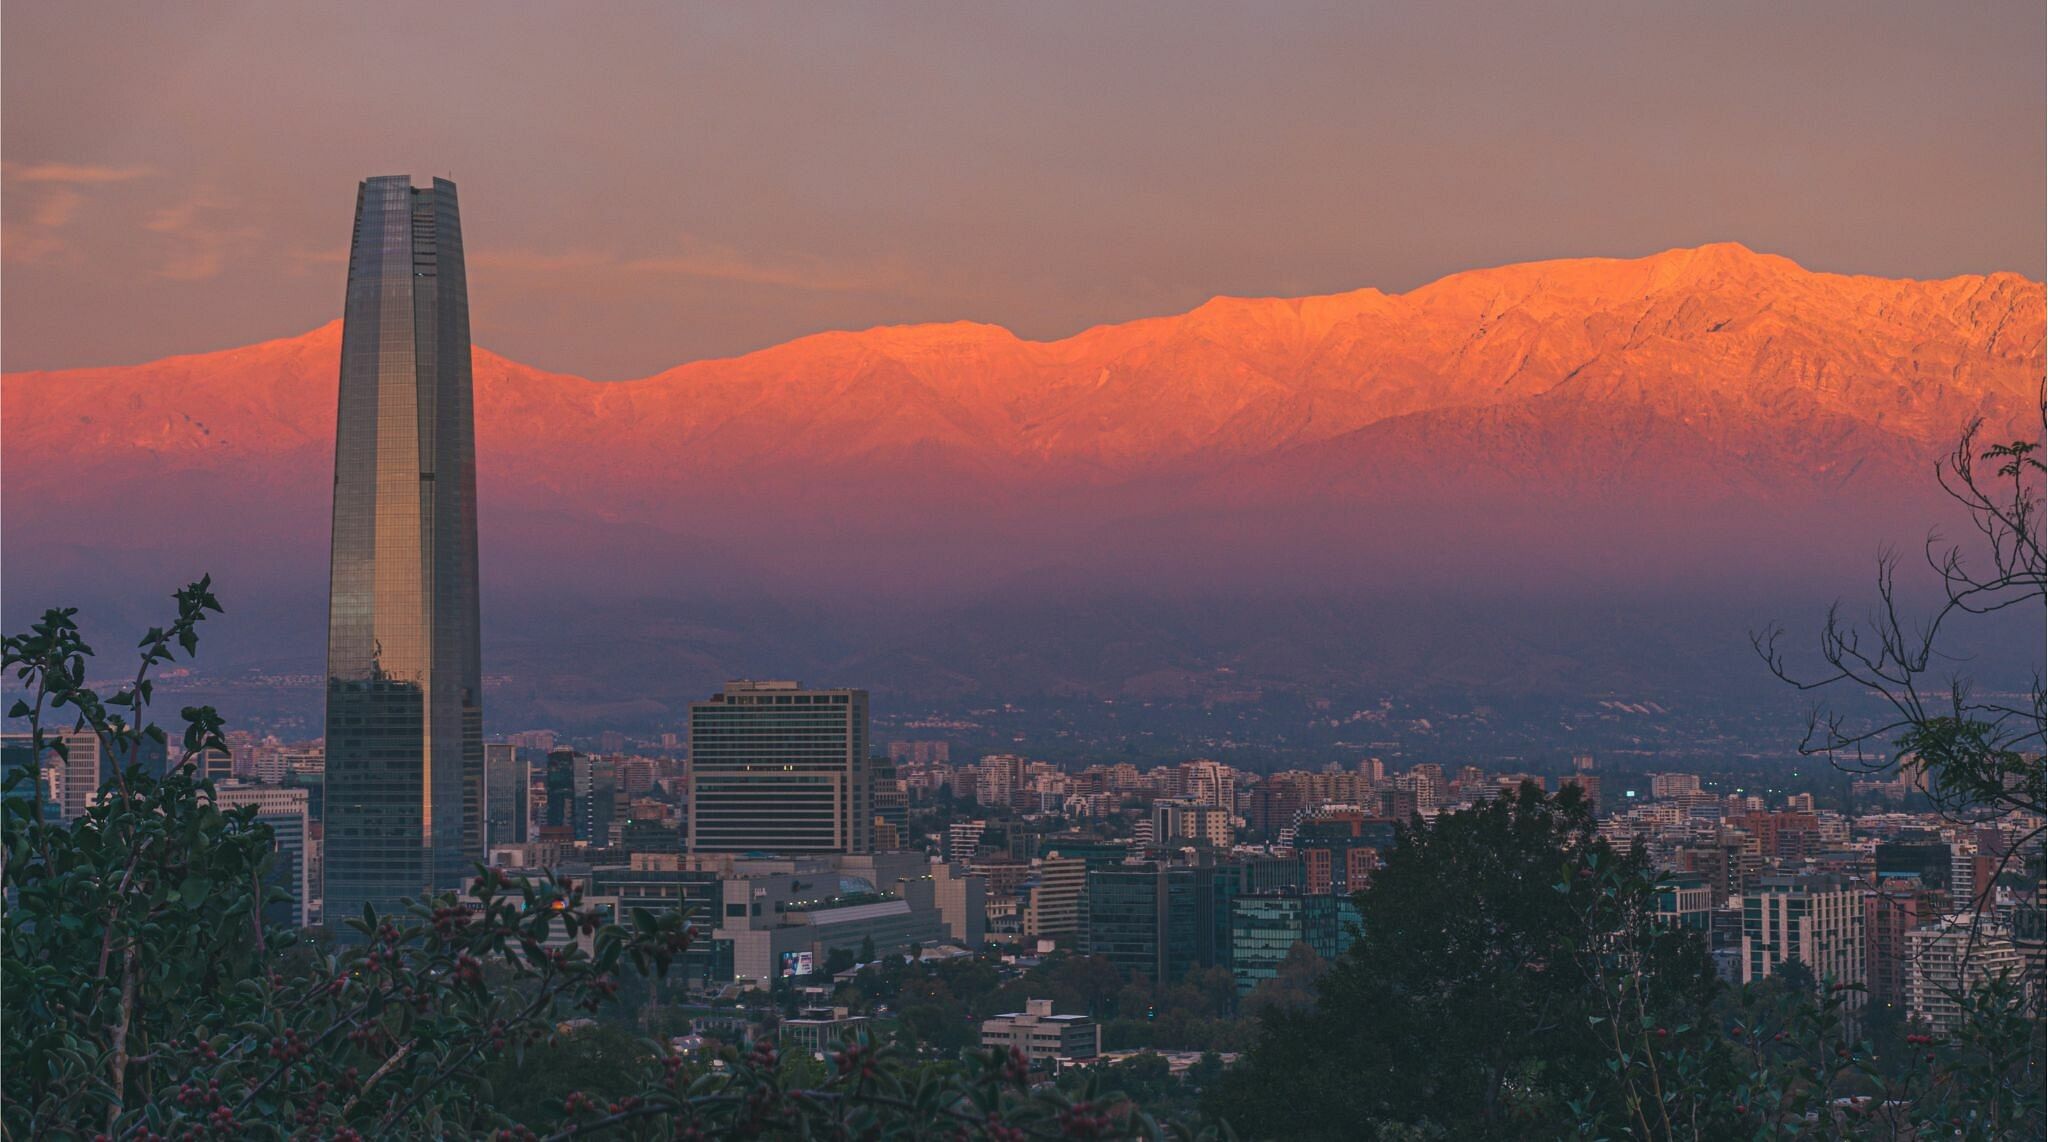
[1084,862,1211,982]
[483,742,527,847]
[1228,892,1361,996]
[324,175,483,929]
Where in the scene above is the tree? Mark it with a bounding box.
[824,946,858,977]
[1755,416,2044,830]
[2,584,1215,1139]
[1207,784,1715,1139]
[1241,942,1325,1019]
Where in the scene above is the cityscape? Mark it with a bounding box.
[2,6,2043,1139]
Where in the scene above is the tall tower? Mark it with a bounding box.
[324,175,483,928]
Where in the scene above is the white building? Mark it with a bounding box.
[214,782,313,927]
[3,731,106,822]
[980,998,1100,1065]
[1906,915,2026,1037]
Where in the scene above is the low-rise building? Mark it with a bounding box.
[980,999,1100,1066]
[781,1006,870,1058]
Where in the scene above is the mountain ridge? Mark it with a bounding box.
[4,243,2040,712]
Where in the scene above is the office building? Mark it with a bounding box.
[980,999,1100,1066]
[1229,891,1359,996]
[484,743,528,847]
[323,175,484,928]
[687,681,871,855]
[544,747,576,833]
[1084,861,1230,982]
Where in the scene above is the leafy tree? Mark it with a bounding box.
[1207,784,1714,1139]
[477,1022,648,1128]
[1210,780,2044,1140]
[1240,942,1325,1019]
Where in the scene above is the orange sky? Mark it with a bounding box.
[3,2,2042,380]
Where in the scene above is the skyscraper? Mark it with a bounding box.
[686,680,871,854]
[323,175,483,928]
[483,742,528,847]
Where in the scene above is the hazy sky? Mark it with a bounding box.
[4,2,2042,379]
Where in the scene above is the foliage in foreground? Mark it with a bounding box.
[1207,786,2044,1140]
[2,585,1214,1140]
[8,586,2042,1141]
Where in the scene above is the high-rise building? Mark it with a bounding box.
[215,783,313,928]
[195,747,234,785]
[1865,878,1935,1011]
[323,175,484,928]
[946,819,989,863]
[1742,873,1867,1001]
[1022,856,1089,942]
[1152,799,1233,848]
[1649,772,1702,799]
[1295,810,1397,896]
[543,748,577,834]
[1084,861,1230,982]
[1906,915,2026,1036]
[870,756,908,850]
[1230,891,1359,996]
[0,731,126,822]
[1559,773,1603,815]
[575,753,617,845]
[484,743,528,847]
[686,681,871,854]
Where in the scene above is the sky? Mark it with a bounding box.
[3,2,2042,380]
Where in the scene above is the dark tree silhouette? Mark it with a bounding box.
[1754,414,2044,826]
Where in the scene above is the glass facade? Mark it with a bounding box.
[324,176,483,930]
[483,742,527,846]
[1229,892,1360,995]
[1084,862,1215,983]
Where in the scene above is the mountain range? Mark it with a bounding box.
[4,243,2040,730]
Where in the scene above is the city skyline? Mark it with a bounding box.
[3,9,2038,1135]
